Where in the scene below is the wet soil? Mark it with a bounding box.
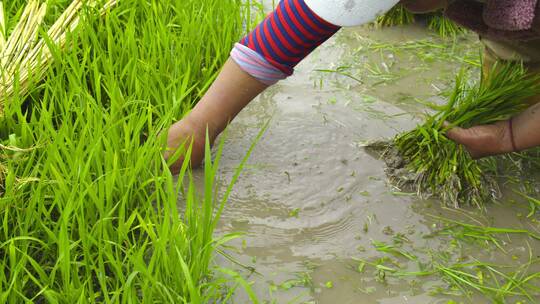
[187,24,540,303]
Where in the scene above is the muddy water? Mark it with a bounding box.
[189,25,540,303]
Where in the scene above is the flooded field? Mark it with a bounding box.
[189,24,540,303]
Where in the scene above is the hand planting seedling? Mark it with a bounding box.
[165,0,540,209]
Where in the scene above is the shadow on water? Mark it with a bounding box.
[183,24,540,303]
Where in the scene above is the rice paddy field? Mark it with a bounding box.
[2,0,540,303]
[195,2,540,303]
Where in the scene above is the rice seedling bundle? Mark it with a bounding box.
[427,13,466,38]
[375,4,415,27]
[394,63,540,208]
[0,0,115,116]
[375,5,465,38]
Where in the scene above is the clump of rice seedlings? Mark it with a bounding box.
[375,4,415,27]
[393,63,540,208]
[0,0,258,301]
[375,5,466,38]
[0,0,115,199]
[0,0,116,115]
[427,13,467,38]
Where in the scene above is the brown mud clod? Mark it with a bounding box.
[363,139,418,189]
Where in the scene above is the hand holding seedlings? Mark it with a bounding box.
[447,103,540,159]
[165,0,540,202]
[445,121,513,159]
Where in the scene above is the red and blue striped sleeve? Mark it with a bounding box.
[231,0,341,85]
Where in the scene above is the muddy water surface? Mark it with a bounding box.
[189,24,540,303]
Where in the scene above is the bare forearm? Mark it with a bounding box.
[189,58,268,137]
[165,59,267,170]
[182,0,341,138]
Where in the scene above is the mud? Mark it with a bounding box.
[185,22,540,304]
[362,139,418,190]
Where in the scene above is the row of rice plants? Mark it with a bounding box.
[0,0,256,302]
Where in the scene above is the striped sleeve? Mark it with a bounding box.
[235,0,340,83]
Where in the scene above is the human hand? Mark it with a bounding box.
[164,115,208,173]
[445,120,514,159]
[163,58,269,174]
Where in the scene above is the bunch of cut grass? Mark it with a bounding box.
[375,4,415,27]
[394,63,540,208]
[427,12,466,38]
[0,0,259,301]
[0,0,116,116]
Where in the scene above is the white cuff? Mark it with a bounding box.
[304,0,400,27]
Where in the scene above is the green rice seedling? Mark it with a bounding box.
[374,5,465,39]
[375,4,415,28]
[396,254,540,302]
[362,37,481,67]
[353,256,404,285]
[316,66,364,84]
[278,271,314,291]
[0,0,260,302]
[0,0,115,189]
[362,245,540,302]
[372,240,417,261]
[524,148,540,169]
[507,147,540,171]
[427,13,467,38]
[525,195,540,216]
[393,63,540,208]
[516,190,540,217]
[425,215,540,252]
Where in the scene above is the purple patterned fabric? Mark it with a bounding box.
[446,0,540,41]
[484,0,538,31]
